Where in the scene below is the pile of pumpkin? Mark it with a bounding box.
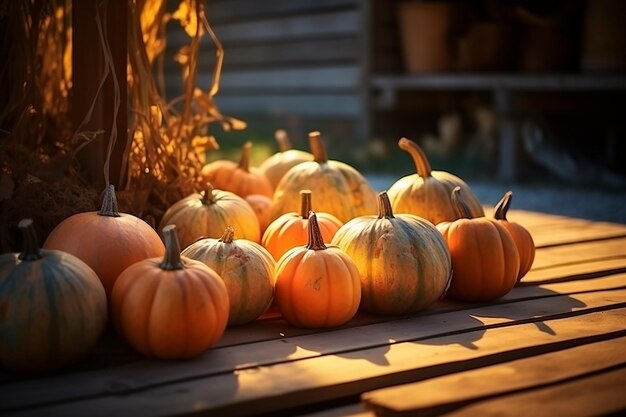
[0,132,535,374]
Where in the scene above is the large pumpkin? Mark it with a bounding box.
[331,192,451,315]
[201,141,273,198]
[262,190,343,261]
[271,131,377,223]
[437,187,520,302]
[159,183,261,248]
[387,137,484,224]
[43,184,165,297]
[274,212,361,328]
[258,129,313,189]
[110,225,229,359]
[493,191,535,282]
[0,219,107,373]
[182,226,275,325]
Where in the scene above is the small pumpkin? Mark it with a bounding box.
[262,190,343,261]
[0,219,107,373]
[437,187,520,302]
[110,225,229,359]
[271,131,378,223]
[332,191,451,315]
[43,184,165,297]
[387,137,484,224]
[245,194,274,235]
[274,212,361,328]
[201,141,273,198]
[159,183,261,248]
[182,226,275,325]
[493,191,535,281]
[258,129,314,189]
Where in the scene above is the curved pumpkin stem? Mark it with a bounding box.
[275,129,292,153]
[201,183,216,205]
[306,211,327,251]
[18,218,42,261]
[300,190,312,219]
[451,187,474,219]
[494,191,513,221]
[98,184,121,217]
[398,137,432,178]
[219,226,235,244]
[308,131,328,164]
[238,142,252,172]
[377,191,395,219]
[160,225,184,270]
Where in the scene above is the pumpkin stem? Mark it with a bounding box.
[219,226,235,244]
[451,187,474,219]
[306,211,327,251]
[201,183,216,205]
[238,141,252,172]
[17,219,42,261]
[275,129,292,152]
[377,191,395,219]
[308,131,328,164]
[494,191,513,221]
[160,225,184,270]
[300,190,312,219]
[98,184,121,217]
[398,137,432,178]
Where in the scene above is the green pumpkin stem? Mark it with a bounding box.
[494,191,513,221]
[18,219,42,261]
[451,187,474,219]
[275,129,292,152]
[238,142,252,172]
[160,225,184,270]
[300,190,312,219]
[98,184,121,217]
[377,191,395,219]
[306,211,327,251]
[399,137,432,178]
[308,131,328,164]
[219,226,235,244]
[201,183,215,205]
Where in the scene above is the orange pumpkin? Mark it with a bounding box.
[110,225,229,359]
[201,141,273,198]
[493,191,535,281]
[258,129,313,189]
[332,192,451,315]
[245,194,274,235]
[437,187,520,302]
[262,190,343,261]
[387,137,484,224]
[274,212,361,328]
[182,226,275,325]
[271,131,377,223]
[159,183,260,248]
[43,185,165,297]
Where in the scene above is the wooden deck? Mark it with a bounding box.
[2,210,626,417]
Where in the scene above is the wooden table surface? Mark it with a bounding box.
[2,209,626,417]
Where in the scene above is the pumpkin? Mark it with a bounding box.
[331,191,451,315]
[110,225,229,359]
[245,194,273,235]
[274,212,361,328]
[159,183,261,248]
[271,131,378,223]
[201,141,273,198]
[436,187,520,302]
[43,184,165,297]
[258,129,313,189]
[0,219,107,373]
[493,191,535,281]
[182,226,275,325]
[387,137,484,224]
[262,190,343,261]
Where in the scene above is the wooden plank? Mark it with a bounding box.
[3,287,626,415]
[7,308,626,417]
[211,94,362,117]
[530,237,626,269]
[523,257,626,284]
[301,403,373,417]
[362,336,626,416]
[206,0,362,23]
